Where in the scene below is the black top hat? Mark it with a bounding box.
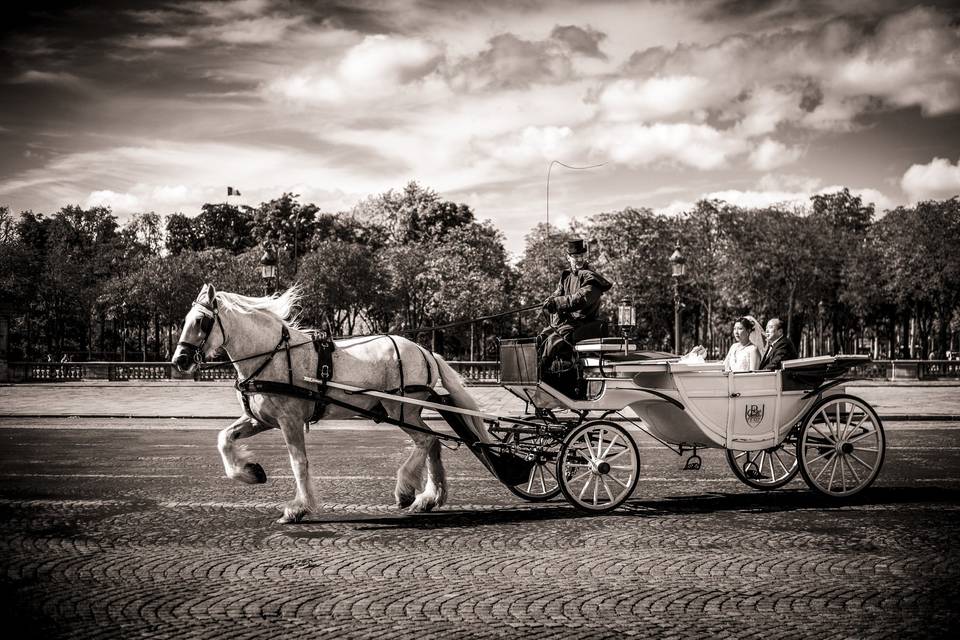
[566,238,587,255]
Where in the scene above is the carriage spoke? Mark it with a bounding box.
[818,410,836,440]
[596,429,604,459]
[607,473,628,489]
[850,452,875,471]
[605,448,630,463]
[570,468,592,485]
[734,451,748,461]
[814,454,834,481]
[582,435,597,461]
[812,422,835,444]
[848,429,877,444]
[601,477,615,502]
[828,455,840,490]
[609,464,634,470]
[768,450,776,479]
[601,434,622,459]
[856,447,879,453]
[773,450,791,476]
[839,453,847,491]
[842,414,867,441]
[526,467,536,493]
[804,448,833,465]
[578,475,593,500]
[835,403,843,440]
[839,407,856,440]
[538,465,547,493]
[843,456,861,485]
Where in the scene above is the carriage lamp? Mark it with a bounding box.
[669,240,685,354]
[259,246,277,280]
[617,299,636,329]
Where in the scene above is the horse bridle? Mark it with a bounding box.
[178,299,228,364]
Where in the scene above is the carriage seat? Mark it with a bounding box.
[574,337,635,353]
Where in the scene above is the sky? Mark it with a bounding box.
[2,0,960,257]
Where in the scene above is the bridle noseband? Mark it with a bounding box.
[179,299,228,364]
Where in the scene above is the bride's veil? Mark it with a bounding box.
[744,315,765,353]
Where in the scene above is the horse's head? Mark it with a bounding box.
[173,283,226,373]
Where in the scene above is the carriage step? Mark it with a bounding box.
[683,454,702,471]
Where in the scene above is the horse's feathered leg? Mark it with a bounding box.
[218,416,272,484]
[394,444,426,509]
[277,417,317,524]
[397,412,446,513]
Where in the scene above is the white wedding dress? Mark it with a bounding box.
[723,342,760,372]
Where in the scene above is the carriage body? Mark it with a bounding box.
[497,339,885,511]
[500,340,863,451]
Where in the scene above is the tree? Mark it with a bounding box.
[252,193,318,262]
[165,213,200,255]
[351,181,475,245]
[194,203,256,254]
[297,242,389,334]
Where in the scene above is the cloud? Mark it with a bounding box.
[901,157,960,201]
[267,34,444,105]
[748,138,803,170]
[615,6,960,132]
[595,75,715,122]
[197,15,306,44]
[450,25,609,91]
[591,122,749,170]
[85,190,141,213]
[550,25,607,59]
[9,70,85,88]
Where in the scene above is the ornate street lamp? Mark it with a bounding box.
[260,246,277,294]
[669,240,686,355]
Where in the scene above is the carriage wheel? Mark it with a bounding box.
[505,435,562,502]
[797,394,885,498]
[557,420,639,513]
[726,442,799,490]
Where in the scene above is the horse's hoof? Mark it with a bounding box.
[241,463,267,484]
[395,493,415,509]
[276,510,305,524]
[408,498,436,513]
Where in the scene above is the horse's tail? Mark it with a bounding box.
[434,356,495,445]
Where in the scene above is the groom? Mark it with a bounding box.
[760,318,798,370]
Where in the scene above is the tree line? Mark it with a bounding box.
[0,183,957,362]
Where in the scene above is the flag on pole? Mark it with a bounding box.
[227,186,241,196]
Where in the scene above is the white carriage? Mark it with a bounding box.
[494,338,886,513]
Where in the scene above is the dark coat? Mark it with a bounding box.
[550,265,612,325]
[759,335,798,370]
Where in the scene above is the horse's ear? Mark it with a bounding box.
[205,284,216,303]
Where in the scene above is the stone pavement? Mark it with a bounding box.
[0,424,957,639]
[1,380,959,419]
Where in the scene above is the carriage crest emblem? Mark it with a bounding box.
[745,403,765,428]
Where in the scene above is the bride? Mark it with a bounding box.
[723,316,765,372]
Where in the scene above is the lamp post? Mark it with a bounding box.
[260,245,277,295]
[617,298,636,345]
[669,240,686,355]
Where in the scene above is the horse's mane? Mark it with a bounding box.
[216,286,304,330]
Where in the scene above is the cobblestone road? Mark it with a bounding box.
[1,420,958,639]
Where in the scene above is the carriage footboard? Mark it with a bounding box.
[431,395,535,487]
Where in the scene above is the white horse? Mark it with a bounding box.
[172,283,494,524]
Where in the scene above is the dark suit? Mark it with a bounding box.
[759,335,798,370]
[538,265,611,369]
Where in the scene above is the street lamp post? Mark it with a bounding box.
[617,298,636,347]
[260,245,277,295]
[669,240,686,355]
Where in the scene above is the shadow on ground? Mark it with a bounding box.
[287,486,960,532]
